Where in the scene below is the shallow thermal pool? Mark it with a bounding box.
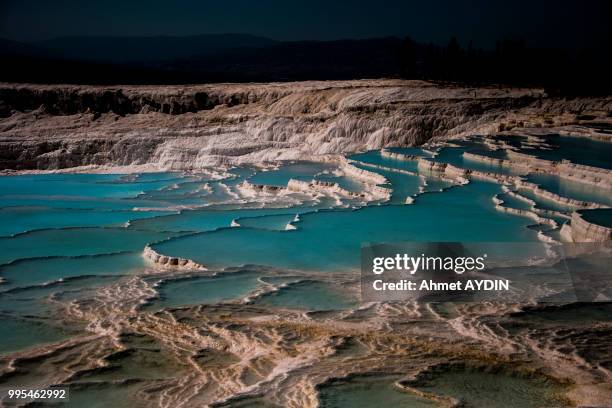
[0,133,609,366]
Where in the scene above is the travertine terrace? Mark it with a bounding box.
[1,80,611,407]
[1,79,610,171]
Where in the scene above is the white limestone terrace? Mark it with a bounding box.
[0,79,610,172]
[328,117,611,242]
[410,129,612,242]
[1,79,610,241]
[143,244,207,270]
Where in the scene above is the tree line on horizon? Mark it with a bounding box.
[397,36,611,95]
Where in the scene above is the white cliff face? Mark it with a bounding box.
[0,79,610,171]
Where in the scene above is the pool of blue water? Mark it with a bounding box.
[349,150,420,173]
[254,280,357,311]
[152,180,538,272]
[0,252,145,291]
[0,138,609,356]
[248,162,336,186]
[127,206,319,233]
[0,316,77,354]
[522,135,612,169]
[434,147,523,176]
[0,227,181,265]
[0,173,179,198]
[146,271,262,310]
[0,207,173,237]
[516,188,573,213]
[318,375,436,408]
[526,174,612,207]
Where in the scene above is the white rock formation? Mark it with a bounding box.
[143,245,206,270]
[1,80,609,172]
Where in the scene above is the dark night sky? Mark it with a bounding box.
[1,0,610,49]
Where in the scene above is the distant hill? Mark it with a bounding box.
[161,38,404,81]
[0,34,609,95]
[0,38,54,58]
[35,33,277,63]
[0,35,406,84]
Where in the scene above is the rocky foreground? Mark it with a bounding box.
[0,79,610,171]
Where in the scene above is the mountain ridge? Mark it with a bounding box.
[34,33,277,62]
